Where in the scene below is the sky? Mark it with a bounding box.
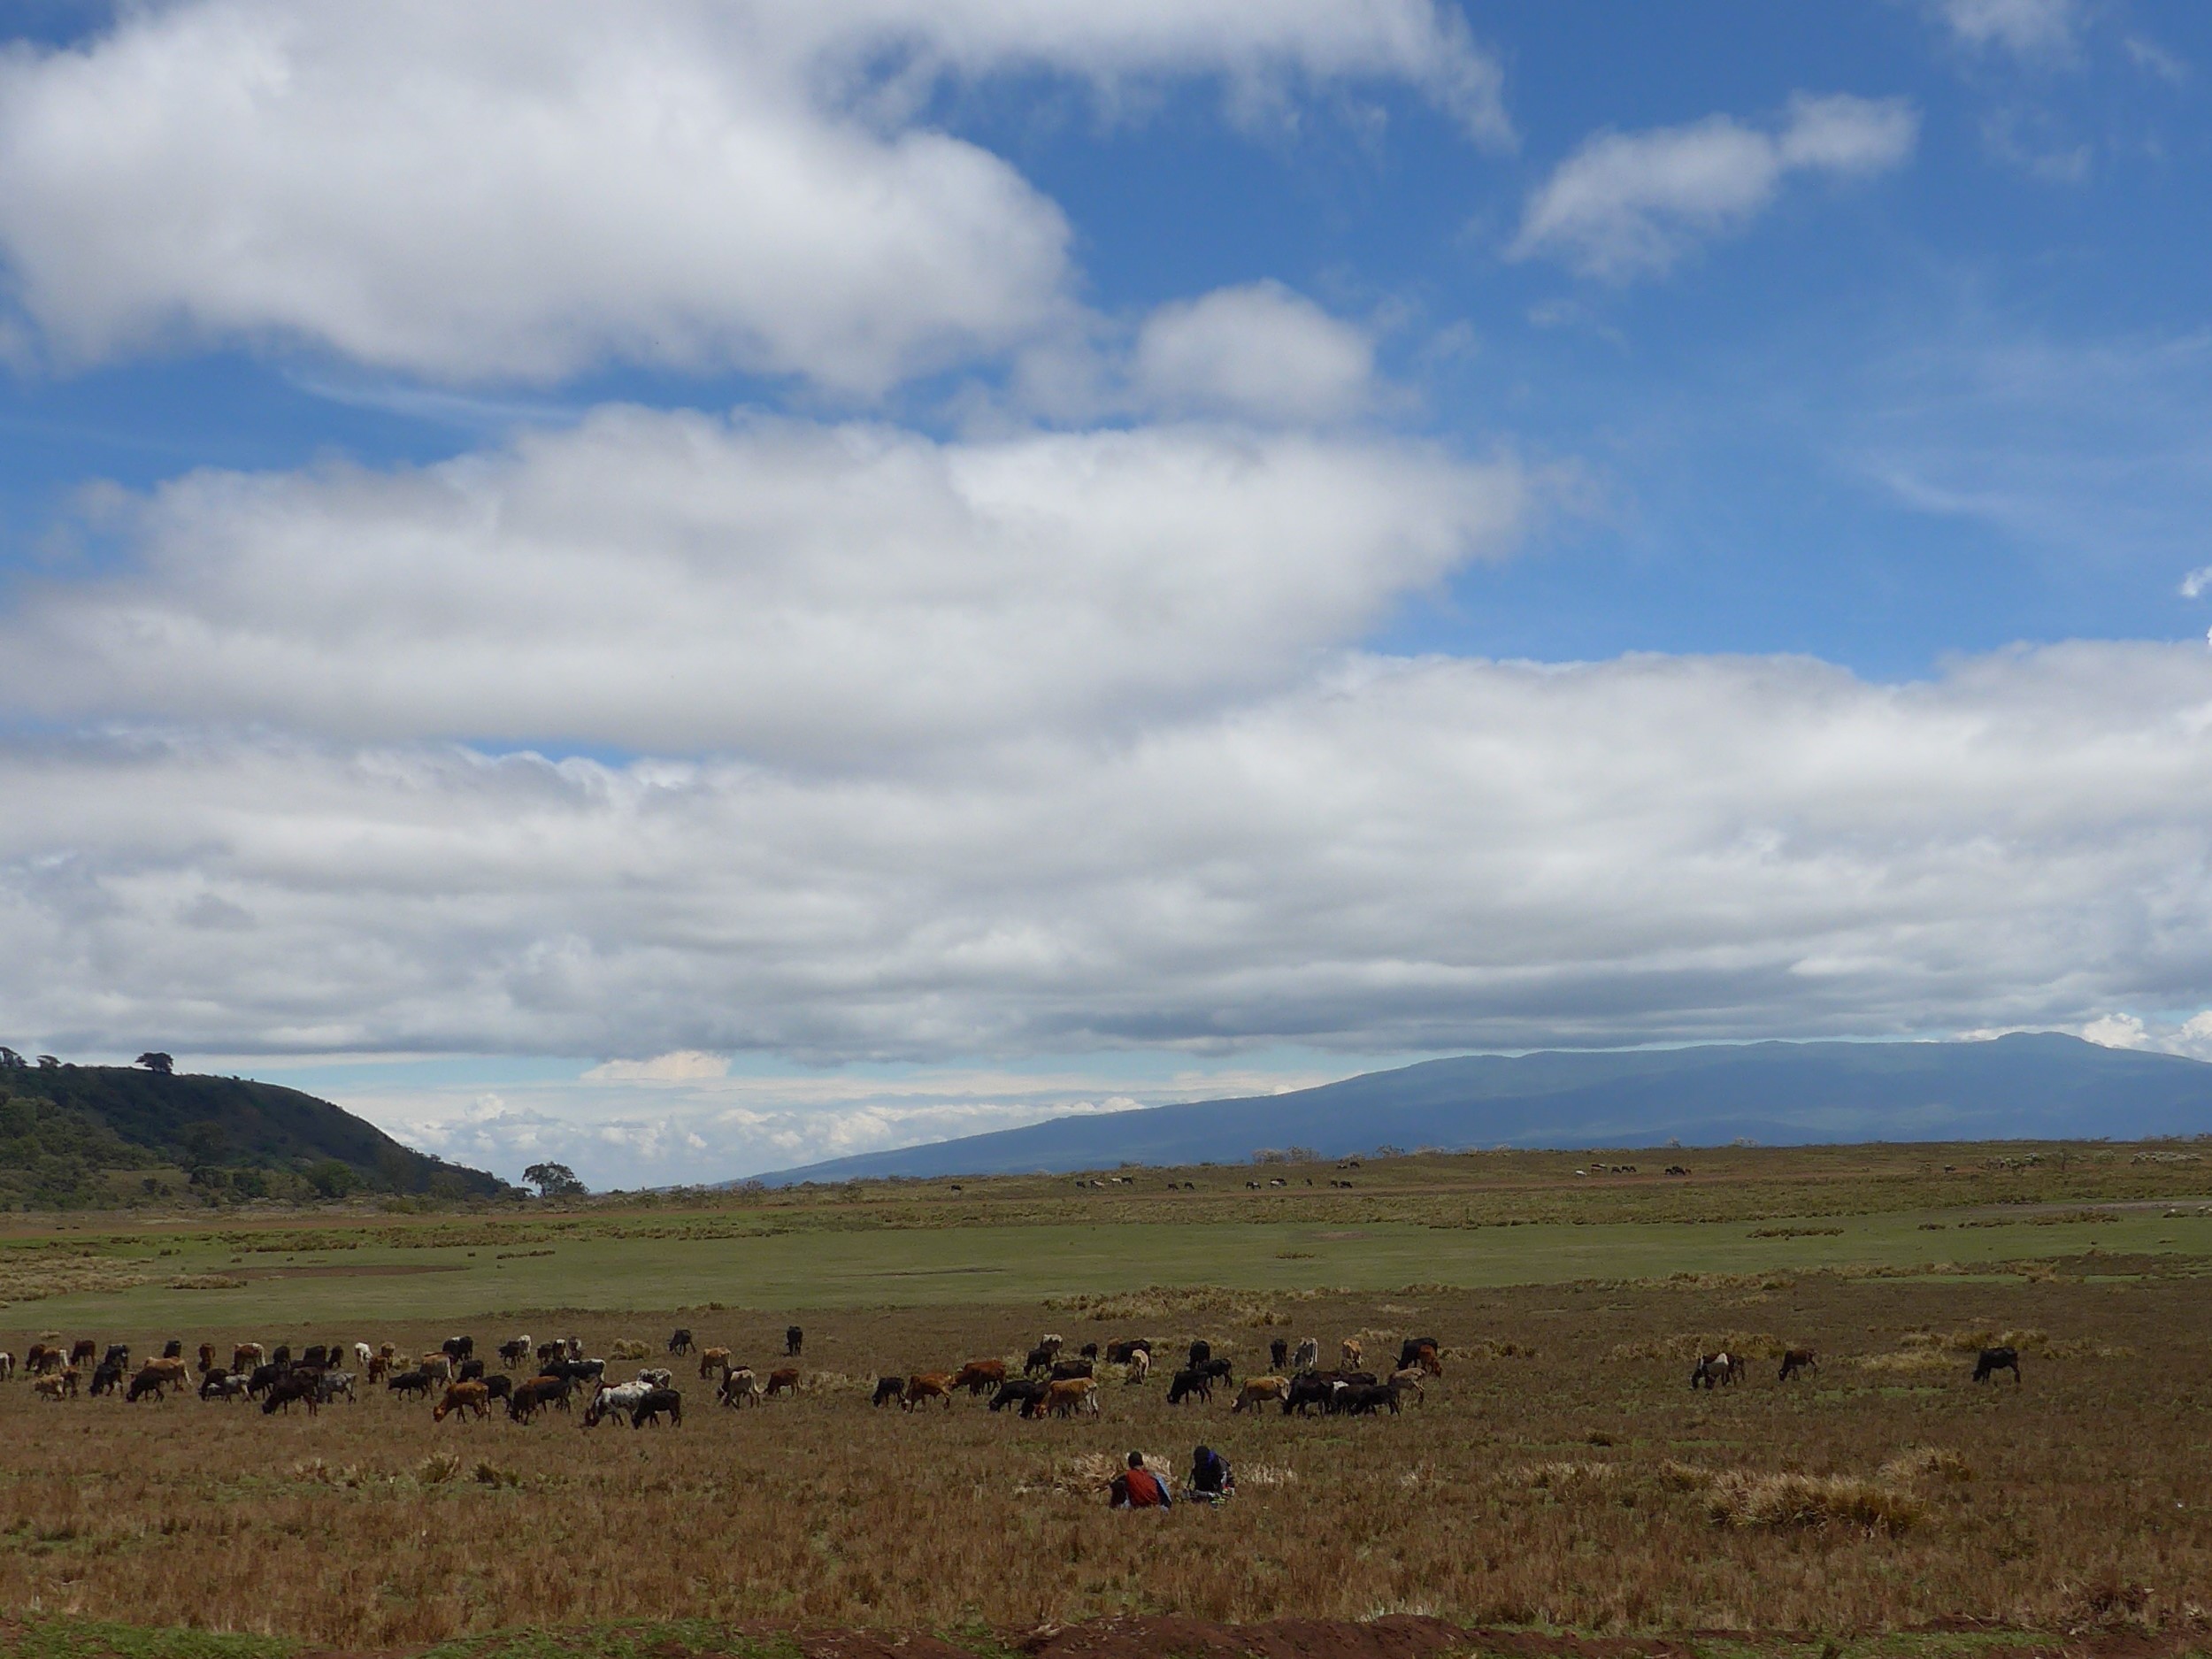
[4,0,2212,1187]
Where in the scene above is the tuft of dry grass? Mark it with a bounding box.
[1878,1445,1975,1485]
[1706,1471,1925,1534]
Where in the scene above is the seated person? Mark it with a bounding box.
[1108,1450,1171,1509]
[1186,1444,1235,1502]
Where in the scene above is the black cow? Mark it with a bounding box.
[160,1339,182,1359]
[1166,1368,1212,1405]
[872,1375,904,1407]
[1187,1339,1210,1370]
[1270,1338,1289,1370]
[246,1362,283,1398]
[442,1336,474,1363]
[667,1328,695,1356]
[271,1345,291,1367]
[1973,1347,2022,1385]
[387,1369,433,1399]
[89,1360,125,1397]
[507,1377,567,1422]
[1336,1383,1399,1417]
[498,1338,532,1369]
[300,1345,329,1371]
[1023,1344,1058,1377]
[457,1356,486,1382]
[1048,1358,1094,1381]
[786,1325,804,1357]
[1199,1356,1233,1382]
[101,1343,130,1371]
[631,1386,683,1428]
[1397,1336,1441,1371]
[481,1374,513,1403]
[988,1379,1047,1415]
[1104,1339,1151,1364]
[261,1374,320,1416]
[1078,1342,1099,1361]
[1282,1375,1335,1416]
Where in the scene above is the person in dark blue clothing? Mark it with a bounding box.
[1186,1444,1234,1502]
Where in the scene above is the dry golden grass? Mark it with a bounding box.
[0,1271,2206,1643]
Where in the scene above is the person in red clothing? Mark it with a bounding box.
[1108,1450,1171,1509]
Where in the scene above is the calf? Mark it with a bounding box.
[902,1373,955,1411]
[764,1367,802,1398]
[1396,1337,1441,1371]
[506,1377,567,1422]
[871,1375,904,1408]
[718,1367,761,1408]
[387,1370,433,1400]
[631,1386,682,1427]
[1973,1347,2022,1385]
[988,1379,1047,1415]
[667,1327,694,1356]
[1044,1378,1099,1417]
[786,1325,804,1357]
[1166,1368,1212,1405]
[498,1336,533,1369]
[434,1381,490,1421]
[1125,1349,1151,1385]
[951,1359,1007,1395]
[1232,1376,1289,1412]
[32,1374,67,1402]
[584,1382,652,1426]
[1778,1348,1817,1382]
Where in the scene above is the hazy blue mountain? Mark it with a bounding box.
[748,1034,2212,1184]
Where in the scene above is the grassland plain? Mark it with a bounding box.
[0,1144,2208,1654]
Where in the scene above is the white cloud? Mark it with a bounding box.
[2180,567,2212,600]
[9,643,2212,1085]
[581,1051,731,1082]
[1512,94,1917,280]
[2080,1012,2148,1049]
[0,0,1503,389]
[1931,0,2078,58]
[0,409,1527,757]
[1131,281,1377,422]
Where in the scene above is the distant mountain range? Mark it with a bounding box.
[749,1033,2212,1184]
[0,1060,505,1205]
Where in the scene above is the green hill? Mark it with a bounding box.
[0,1058,507,1207]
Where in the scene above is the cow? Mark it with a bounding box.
[871,1375,904,1408]
[584,1382,652,1426]
[481,1375,513,1403]
[387,1369,434,1400]
[1023,1344,1059,1377]
[1270,1338,1289,1371]
[631,1387,682,1428]
[507,1377,568,1422]
[1337,1383,1399,1417]
[457,1357,486,1383]
[634,1367,672,1388]
[1340,1338,1363,1370]
[24,1344,59,1376]
[260,1373,320,1416]
[301,1346,330,1371]
[764,1368,801,1398]
[697,1347,733,1380]
[1044,1378,1099,1417]
[1125,1349,1151,1385]
[498,1336,533,1369]
[162,1340,183,1360]
[317,1371,357,1404]
[1387,1368,1427,1404]
[231,1342,265,1373]
[1166,1368,1212,1406]
[667,1328,694,1356]
[366,1355,392,1384]
[1778,1348,1818,1382]
[989,1379,1048,1415]
[1187,1339,1210,1370]
[718,1367,761,1408]
[442,1336,474,1363]
[1079,1342,1099,1361]
[32,1375,68,1402]
[1282,1375,1336,1417]
[1104,1339,1151,1364]
[1233,1376,1289,1412]
[68,1338,95,1369]
[353,1342,374,1371]
[88,1360,125,1397]
[140,1356,189,1391]
[0,1353,13,1382]
[1048,1358,1094,1382]
[1039,1334,1064,1358]
[201,1371,249,1402]
[420,1353,452,1382]
[1398,1337,1442,1371]
[196,1342,215,1374]
[434,1381,490,1422]
[952,1359,1007,1395]
[1690,1353,1740,1391]
[1973,1347,2022,1385]
[902,1373,955,1411]
[786,1325,804,1357]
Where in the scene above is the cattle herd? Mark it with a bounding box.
[0,1325,2023,1427]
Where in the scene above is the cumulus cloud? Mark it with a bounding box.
[0,410,1526,757]
[1930,0,2078,58]
[8,644,2212,1084]
[581,1051,731,1082]
[0,0,1503,388]
[1512,94,1918,280]
[1131,282,1378,422]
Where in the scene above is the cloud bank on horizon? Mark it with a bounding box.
[2,0,2210,1187]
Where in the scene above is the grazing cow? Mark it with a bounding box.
[902,1373,955,1411]
[584,1382,652,1426]
[1270,1338,1289,1371]
[871,1375,904,1408]
[1973,1347,2022,1385]
[1023,1344,1059,1378]
[24,1344,58,1376]
[353,1342,373,1370]
[456,1357,486,1383]
[232,1343,265,1373]
[1044,1378,1099,1417]
[1291,1337,1319,1372]
[698,1347,733,1380]
[366,1355,391,1384]
[201,1371,249,1402]
[498,1336,533,1369]
[162,1340,183,1360]
[1398,1337,1441,1371]
[1690,1353,1740,1391]
[1387,1368,1427,1404]
[952,1359,1007,1395]
[507,1378,567,1422]
[301,1346,330,1371]
[69,1338,96,1369]
[1187,1339,1210,1370]
[387,1370,433,1400]
[1079,1342,1099,1361]
[1048,1358,1094,1382]
[631,1387,682,1428]
[101,1343,130,1372]
[1282,1375,1337,1417]
[442,1336,474,1363]
[1233,1376,1290,1412]
[89,1360,124,1397]
[1338,1383,1399,1417]
[667,1328,694,1356]
[1778,1348,1817,1382]
[1125,1349,1151,1384]
[32,1375,67,1402]
[1039,1334,1064,1358]
[317,1371,357,1404]
[260,1373,319,1416]
[434,1381,490,1422]
[1104,1340,1151,1364]
[1166,1368,1212,1406]
[0,1353,13,1382]
[1198,1356,1234,1382]
[764,1368,801,1398]
[481,1375,513,1403]
[989,1379,1048,1416]
[1340,1338,1363,1370]
[142,1356,189,1389]
[634,1367,672,1388]
[420,1353,452,1382]
[718,1367,761,1408]
[196,1343,216,1375]
[786,1325,804,1357]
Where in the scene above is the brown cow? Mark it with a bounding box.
[33,1375,67,1402]
[68,1339,96,1369]
[951,1359,1006,1395]
[142,1356,189,1388]
[196,1342,216,1376]
[1778,1348,1818,1381]
[764,1367,801,1398]
[419,1352,452,1381]
[366,1354,391,1384]
[902,1372,955,1411]
[433,1381,490,1421]
[231,1342,265,1373]
[1387,1367,1427,1403]
[1044,1378,1099,1417]
[697,1346,733,1380]
[718,1366,760,1407]
[1340,1338,1363,1370]
[1232,1376,1289,1412]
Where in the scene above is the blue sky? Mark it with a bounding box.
[3,0,2211,1185]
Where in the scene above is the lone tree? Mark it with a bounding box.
[523,1161,586,1198]
[0,1047,24,1070]
[135,1051,175,1075]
